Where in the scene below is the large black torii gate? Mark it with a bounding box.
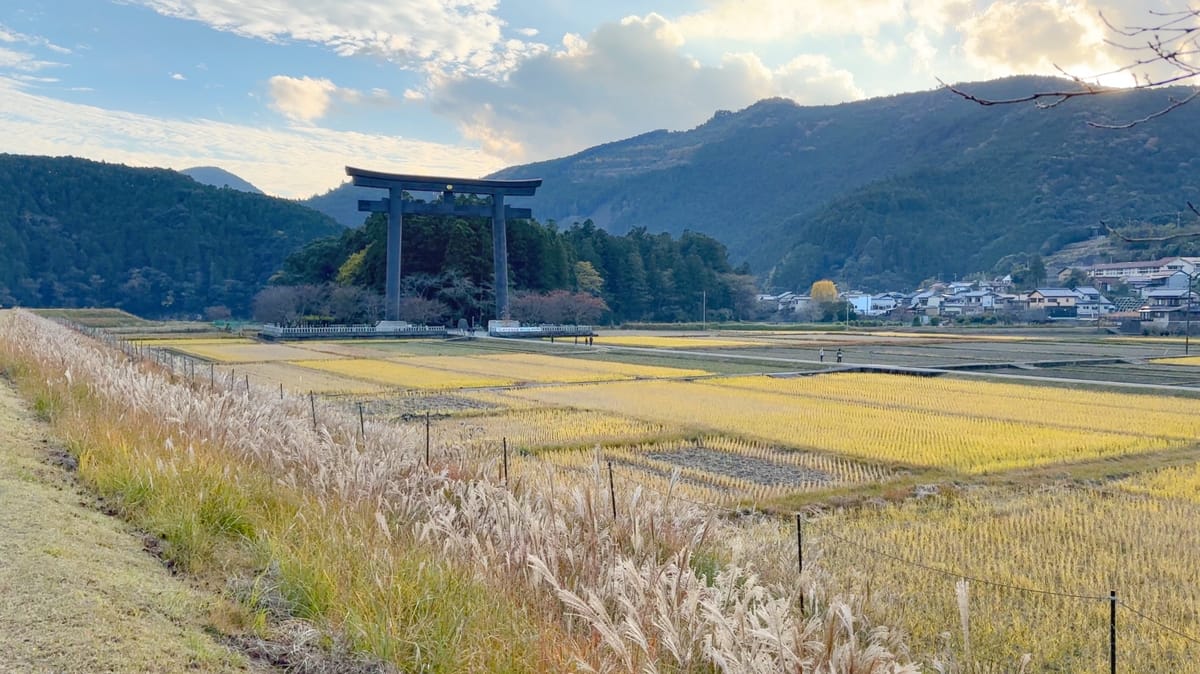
[346,166,542,322]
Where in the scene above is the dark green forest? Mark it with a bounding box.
[275,205,758,325]
[0,154,342,316]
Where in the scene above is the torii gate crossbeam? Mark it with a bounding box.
[345,166,542,322]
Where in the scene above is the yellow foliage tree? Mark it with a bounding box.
[336,247,369,286]
[574,261,605,296]
[809,279,838,303]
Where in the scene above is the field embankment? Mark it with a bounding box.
[0,375,249,672]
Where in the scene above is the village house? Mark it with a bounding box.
[757,292,811,314]
[1139,288,1198,330]
[1026,288,1079,318]
[1073,286,1116,319]
[909,290,944,316]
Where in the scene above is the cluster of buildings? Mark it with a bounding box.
[759,256,1200,332]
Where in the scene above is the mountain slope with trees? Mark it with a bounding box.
[0,154,342,316]
[485,75,1200,291]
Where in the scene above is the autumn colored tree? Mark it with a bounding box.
[574,260,605,296]
[399,296,449,325]
[810,279,839,303]
[510,290,609,324]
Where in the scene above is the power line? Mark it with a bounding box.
[1121,601,1200,647]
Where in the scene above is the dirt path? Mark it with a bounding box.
[0,377,251,673]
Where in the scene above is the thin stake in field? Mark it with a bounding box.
[608,460,617,520]
[797,513,805,614]
[1110,590,1117,674]
[358,402,365,441]
[502,437,509,486]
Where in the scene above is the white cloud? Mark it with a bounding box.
[429,13,862,162]
[127,0,521,72]
[0,45,62,72]
[676,0,907,41]
[267,74,372,123]
[0,23,71,54]
[0,77,504,198]
[11,73,59,83]
[773,55,866,102]
[908,0,973,35]
[904,29,938,71]
[861,35,899,63]
[959,0,1118,78]
[170,72,186,80]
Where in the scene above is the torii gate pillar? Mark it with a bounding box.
[345,167,541,322]
[491,193,509,322]
[386,186,403,321]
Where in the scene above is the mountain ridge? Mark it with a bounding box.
[181,166,263,194]
[485,75,1200,290]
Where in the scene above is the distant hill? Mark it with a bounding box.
[181,166,263,194]
[301,183,377,228]
[0,154,342,317]
[484,75,1200,291]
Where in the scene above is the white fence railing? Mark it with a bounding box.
[488,324,594,337]
[260,324,447,339]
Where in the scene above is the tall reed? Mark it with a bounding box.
[0,310,916,672]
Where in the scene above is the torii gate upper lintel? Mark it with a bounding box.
[345,166,542,323]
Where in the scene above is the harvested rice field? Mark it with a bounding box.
[14,314,1200,672]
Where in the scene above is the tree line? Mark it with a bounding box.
[265,207,759,326]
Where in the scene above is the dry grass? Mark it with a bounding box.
[1151,355,1200,366]
[593,334,766,348]
[295,358,513,389]
[814,486,1200,670]
[217,362,384,395]
[495,377,1180,474]
[1119,461,1200,501]
[31,307,153,328]
[165,342,342,363]
[0,309,918,672]
[407,352,710,385]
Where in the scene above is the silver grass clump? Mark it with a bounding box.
[1,310,919,672]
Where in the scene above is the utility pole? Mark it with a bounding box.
[1188,271,1196,355]
[701,290,706,332]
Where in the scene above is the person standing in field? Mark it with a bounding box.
[819,348,825,362]
[836,348,843,363]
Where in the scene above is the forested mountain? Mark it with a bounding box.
[0,155,342,316]
[276,206,757,325]
[485,76,1200,291]
[181,166,263,194]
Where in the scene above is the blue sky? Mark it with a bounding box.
[0,0,1178,198]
